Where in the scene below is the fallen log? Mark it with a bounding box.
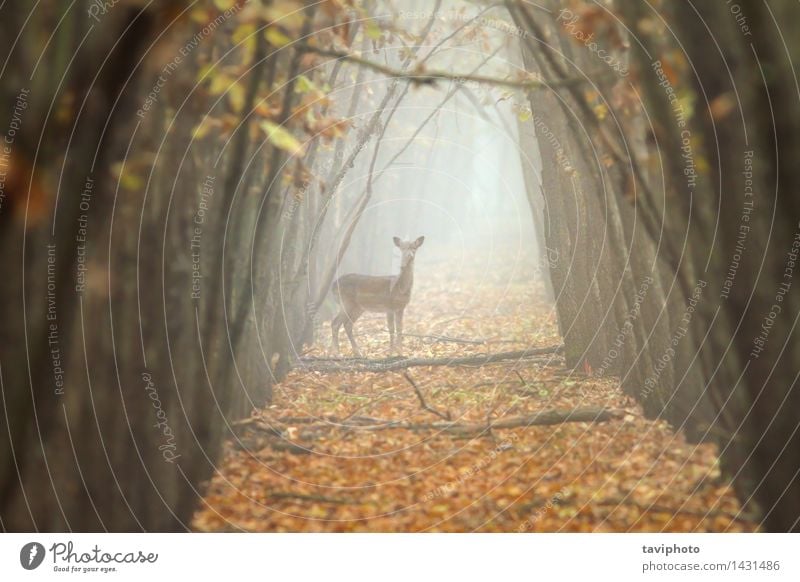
[267,492,357,505]
[298,346,563,372]
[244,406,617,441]
[434,407,619,434]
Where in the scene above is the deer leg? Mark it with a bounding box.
[395,309,405,352]
[331,312,346,354]
[343,308,364,357]
[387,311,396,352]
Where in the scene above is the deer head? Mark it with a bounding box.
[393,236,425,269]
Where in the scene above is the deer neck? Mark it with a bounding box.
[394,258,415,295]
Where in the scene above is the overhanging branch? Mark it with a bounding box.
[298,44,596,91]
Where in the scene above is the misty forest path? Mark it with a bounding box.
[193,256,756,532]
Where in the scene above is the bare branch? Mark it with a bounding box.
[404,372,452,421]
[298,346,564,372]
[267,492,357,505]
[244,407,619,436]
[298,44,596,91]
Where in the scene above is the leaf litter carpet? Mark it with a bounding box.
[193,255,755,532]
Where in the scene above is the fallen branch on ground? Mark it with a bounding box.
[437,407,618,434]
[404,372,452,421]
[266,441,312,454]
[267,492,357,505]
[298,346,563,372]
[245,415,392,426]
[244,407,617,440]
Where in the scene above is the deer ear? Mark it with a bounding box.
[414,236,425,248]
[393,237,402,247]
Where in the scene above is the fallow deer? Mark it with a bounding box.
[331,236,425,357]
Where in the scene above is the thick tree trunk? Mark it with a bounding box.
[0,3,312,531]
[512,0,800,530]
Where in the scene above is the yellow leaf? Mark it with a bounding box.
[365,19,382,40]
[196,63,216,82]
[593,102,608,121]
[121,172,144,191]
[228,82,245,112]
[213,0,237,11]
[209,74,231,96]
[193,122,210,140]
[111,163,144,191]
[263,2,305,31]
[265,27,292,47]
[232,23,255,44]
[190,8,212,23]
[193,117,220,139]
[295,75,317,94]
[260,120,305,156]
[232,23,256,55]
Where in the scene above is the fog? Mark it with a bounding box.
[298,1,544,322]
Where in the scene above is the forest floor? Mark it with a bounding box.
[193,254,757,532]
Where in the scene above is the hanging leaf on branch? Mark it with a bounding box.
[260,120,306,156]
